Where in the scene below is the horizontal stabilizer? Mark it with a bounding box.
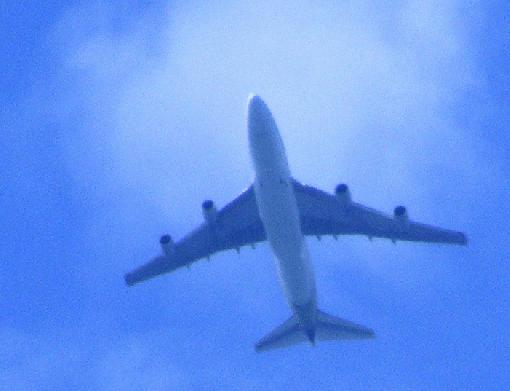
[255,315,308,353]
[255,310,374,353]
[316,310,375,341]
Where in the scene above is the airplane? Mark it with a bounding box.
[125,94,468,353]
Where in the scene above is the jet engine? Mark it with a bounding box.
[160,234,175,257]
[335,183,352,207]
[202,200,218,223]
[393,206,410,232]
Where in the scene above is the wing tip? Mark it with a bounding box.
[124,273,136,286]
[364,328,376,339]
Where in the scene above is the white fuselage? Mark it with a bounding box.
[247,95,317,327]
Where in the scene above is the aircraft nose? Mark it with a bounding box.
[248,94,267,117]
[247,94,277,137]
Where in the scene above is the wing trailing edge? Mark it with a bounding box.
[124,255,174,286]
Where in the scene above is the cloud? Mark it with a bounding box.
[30,13,503,340]
[53,0,485,266]
[54,0,482,194]
[0,328,84,389]
[94,334,190,390]
[8,1,505,388]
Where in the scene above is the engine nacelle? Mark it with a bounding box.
[393,206,410,232]
[202,200,218,223]
[335,183,352,207]
[160,234,175,257]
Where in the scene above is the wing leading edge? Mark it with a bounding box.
[125,185,265,286]
[293,180,467,245]
[126,180,466,286]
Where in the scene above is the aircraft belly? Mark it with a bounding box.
[274,242,315,306]
[255,178,315,306]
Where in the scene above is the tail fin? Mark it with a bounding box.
[254,310,374,353]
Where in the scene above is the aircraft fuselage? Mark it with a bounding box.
[248,95,317,340]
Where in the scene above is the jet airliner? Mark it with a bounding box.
[125,94,467,352]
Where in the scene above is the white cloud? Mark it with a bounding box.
[0,328,83,389]
[4,0,508,389]
[94,334,190,390]
[51,0,488,279]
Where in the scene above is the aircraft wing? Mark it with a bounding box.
[125,185,266,286]
[293,180,467,245]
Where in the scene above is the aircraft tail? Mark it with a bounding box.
[255,310,374,353]
[255,315,307,353]
[315,309,375,341]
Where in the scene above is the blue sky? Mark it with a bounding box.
[1,0,509,389]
